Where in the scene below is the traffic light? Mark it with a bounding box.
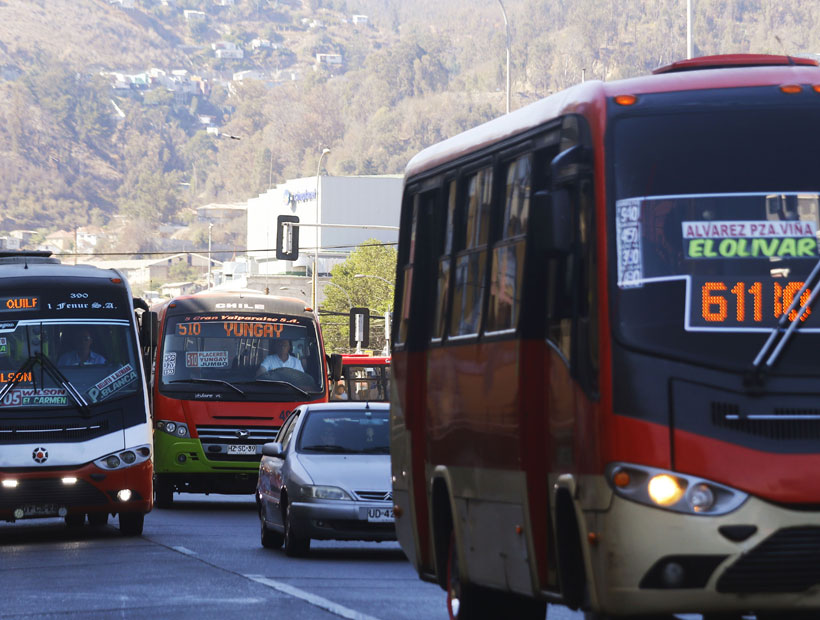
[349,307,370,348]
[276,215,300,261]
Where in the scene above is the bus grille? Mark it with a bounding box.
[717,527,820,593]
[0,478,109,509]
[0,421,109,444]
[195,425,279,462]
[711,402,820,440]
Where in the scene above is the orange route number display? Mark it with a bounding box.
[693,278,813,329]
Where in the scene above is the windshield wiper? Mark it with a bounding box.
[255,378,309,397]
[169,378,246,397]
[749,257,820,385]
[36,353,91,416]
[300,444,358,453]
[360,446,390,454]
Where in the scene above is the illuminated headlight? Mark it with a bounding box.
[156,420,189,438]
[61,477,78,485]
[94,444,152,471]
[301,485,351,500]
[607,463,747,515]
[117,489,133,502]
[2,479,19,489]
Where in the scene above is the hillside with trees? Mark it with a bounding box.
[1,0,819,250]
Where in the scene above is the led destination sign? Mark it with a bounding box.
[0,297,39,312]
[691,277,814,330]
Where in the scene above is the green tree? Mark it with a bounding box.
[320,240,397,353]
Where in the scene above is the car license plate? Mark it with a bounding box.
[366,507,394,523]
[22,504,59,517]
[227,444,257,455]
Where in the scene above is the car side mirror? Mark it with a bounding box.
[262,442,284,458]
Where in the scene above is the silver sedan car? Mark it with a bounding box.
[256,401,395,556]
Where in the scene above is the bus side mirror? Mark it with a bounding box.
[534,190,572,254]
[139,311,158,349]
[329,353,343,383]
[550,144,592,185]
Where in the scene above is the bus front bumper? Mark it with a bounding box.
[586,492,820,615]
[0,460,152,522]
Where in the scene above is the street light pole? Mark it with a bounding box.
[313,148,331,309]
[207,223,213,289]
[497,0,510,114]
[324,281,353,309]
[687,0,693,59]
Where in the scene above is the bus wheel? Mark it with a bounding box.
[65,513,85,528]
[88,512,108,527]
[445,531,545,620]
[154,476,174,508]
[261,518,284,549]
[283,501,310,557]
[119,512,144,536]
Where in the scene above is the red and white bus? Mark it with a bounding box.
[0,252,152,535]
[391,54,820,618]
[150,291,333,506]
[331,354,391,402]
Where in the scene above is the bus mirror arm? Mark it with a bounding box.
[534,190,572,254]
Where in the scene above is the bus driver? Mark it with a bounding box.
[256,338,304,376]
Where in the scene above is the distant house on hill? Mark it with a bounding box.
[44,230,74,252]
[351,14,368,24]
[315,53,342,66]
[183,9,207,21]
[233,70,264,82]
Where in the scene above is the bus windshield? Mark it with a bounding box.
[0,320,141,409]
[611,102,820,374]
[158,313,324,398]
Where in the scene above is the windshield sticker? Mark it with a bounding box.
[0,337,7,356]
[616,199,644,288]
[88,364,138,403]
[185,350,229,368]
[0,321,16,332]
[162,352,177,376]
[683,220,818,259]
[0,388,68,408]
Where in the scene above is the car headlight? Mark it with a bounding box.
[300,485,351,500]
[606,462,747,515]
[94,445,152,471]
[155,420,190,438]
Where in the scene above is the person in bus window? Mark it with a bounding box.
[58,328,107,366]
[256,338,304,376]
[331,381,348,401]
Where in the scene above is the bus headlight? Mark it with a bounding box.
[156,420,189,438]
[607,463,747,515]
[94,445,152,471]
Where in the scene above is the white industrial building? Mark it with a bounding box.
[246,175,403,276]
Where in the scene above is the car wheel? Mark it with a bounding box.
[154,475,174,508]
[119,512,144,536]
[261,516,284,549]
[65,513,85,528]
[446,531,545,620]
[88,512,108,527]
[283,501,309,557]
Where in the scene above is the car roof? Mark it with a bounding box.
[298,402,389,414]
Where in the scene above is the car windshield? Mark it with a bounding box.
[0,320,140,409]
[159,312,324,398]
[298,409,390,454]
[610,98,820,374]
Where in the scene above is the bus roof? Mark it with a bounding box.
[156,291,314,318]
[404,55,820,180]
[0,256,126,283]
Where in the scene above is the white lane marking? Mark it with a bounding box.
[172,546,197,556]
[244,574,383,620]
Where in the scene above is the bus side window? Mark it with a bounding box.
[450,166,492,337]
[431,179,457,341]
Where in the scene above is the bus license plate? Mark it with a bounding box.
[227,445,257,455]
[366,507,394,523]
[22,504,59,517]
